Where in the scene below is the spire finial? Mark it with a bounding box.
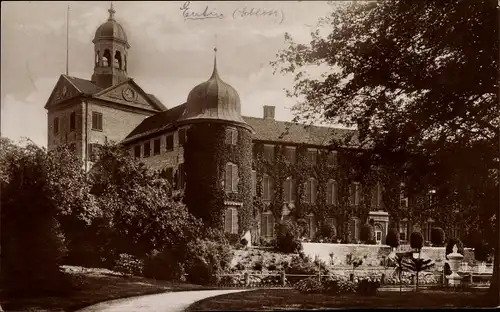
[108,1,116,20]
[210,35,219,79]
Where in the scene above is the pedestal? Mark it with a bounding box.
[446,272,463,287]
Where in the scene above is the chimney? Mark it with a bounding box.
[263,105,275,120]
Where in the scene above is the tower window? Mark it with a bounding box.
[103,49,111,67]
[225,128,238,145]
[225,162,239,193]
[53,117,59,135]
[114,51,122,69]
[69,112,76,131]
[91,112,103,131]
[178,128,186,146]
[95,50,100,66]
[124,55,127,71]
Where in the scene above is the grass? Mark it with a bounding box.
[186,288,492,310]
[1,266,209,312]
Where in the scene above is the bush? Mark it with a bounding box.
[184,239,233,285]
[357,278,381,296]
[322,276,357,295]
[295,277,323,294]
[430,227,446,246]
[114,253,144,277]
[225,233,240,246]
[276,220,302,253]
[445,238,464,259]
[360,224,375,244]
[410,231,424,250]
[240,238,248,246]
[473,241,490,262]
[253,261,263,271]
[143,249,185,281]
[318,223,337,242]
[386,228,400,249]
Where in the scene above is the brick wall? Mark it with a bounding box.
[47,99,83,158]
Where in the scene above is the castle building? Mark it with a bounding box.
[45,5,462,246]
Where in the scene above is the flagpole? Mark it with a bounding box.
[66,5,69,76]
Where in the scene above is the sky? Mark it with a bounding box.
[1,1,341,147]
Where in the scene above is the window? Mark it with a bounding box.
[225,162,239,193]
[306,214,316,239]
[261,212,274,238]
[263,175,274,201]
[327,151,338,166]
[283,177,296,203]
[163,167,174,185]
[134,145,141,158]
[87,143,101,162]
[326,179,338,205]
[178,128,186,146]
[143,141,151,158]
[224,207,239,234]
[251,170,257,196]
[399,220,408,241]
[225,128,238,145]
[349,182,361,206]
[91,112,103,131]
[177,163,185,189]
[166,134,174,151]
[53,117,59,135]
[153,139,161,155]
[423,219,434,241]
[70,112,76,131]
[284,147,296,164]
[263,145,275,162]
[304,178,318,204]
[400,183,408,207]
[307,149,317,165]
[326,217,337,229]
[371,182,382,208]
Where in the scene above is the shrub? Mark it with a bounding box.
[357,278,381,296]
[473,241,490,262]
[360,223,375,243]
[318,223,337,242]
[276,220,302,253]
[430,227,445,246]
[253,261,263,271]
[235,262,245,271]
[295,277,323,294]
[143,249,185,281]
[322,276,357,295]
[410,231,424,250]
[268,263,277,271]
[386,228,400,249]
[225,233,240,246]
[445,238,464,259]
[240,238,248,247]
[114,253,144,277]
[184,239,233,285]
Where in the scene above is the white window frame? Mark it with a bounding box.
[328,150,338,167]
[263,144,275,162]
[284,146,296,164]
[263,174,273,201]
[304,178,317,204]
[225,128,238,145]
[283,177,296,203]
[326,179,338,205]
[307,148,318,165]
[224,207,239,234]
[261,211,274,238]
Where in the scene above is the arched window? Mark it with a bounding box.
[103,49,111,67]
[95,50,100,66]
[225,162,238,193]
[114,50,122,69]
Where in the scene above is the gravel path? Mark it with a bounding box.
[76,289,249,312]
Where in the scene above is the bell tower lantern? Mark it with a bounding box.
[91,3,130,89]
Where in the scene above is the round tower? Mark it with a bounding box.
[181,48,254,240]
[91,3,130,88]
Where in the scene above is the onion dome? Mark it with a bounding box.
[179,48,253,131]
[93,3,129,48]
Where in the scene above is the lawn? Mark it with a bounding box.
[186,288,492,310]
[1,265,209,312]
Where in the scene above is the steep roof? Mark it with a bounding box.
[122,103,360,148]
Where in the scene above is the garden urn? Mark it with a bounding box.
[445,244,463,287]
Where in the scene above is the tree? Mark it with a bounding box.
[272,0,498,303]
[410,232,424,252]
[402,257,435,292]
[386,228,400,250]
[430,227,446,247]
[360,223,375,244]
